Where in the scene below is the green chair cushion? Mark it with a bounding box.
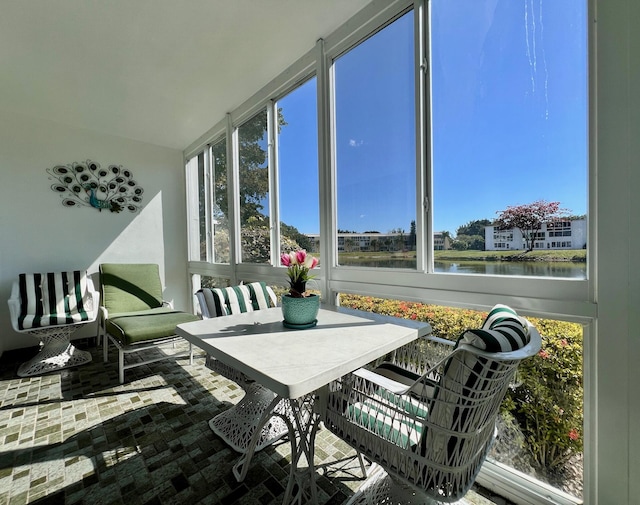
[100,263,164,314]
[106,307,199,345]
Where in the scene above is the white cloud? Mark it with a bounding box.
[349,139,364,147]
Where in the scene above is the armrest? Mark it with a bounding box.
[352,337,459,398]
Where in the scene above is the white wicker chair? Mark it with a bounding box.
[195,283,291,482]
[8,271,99,377]
[323,305,542,504]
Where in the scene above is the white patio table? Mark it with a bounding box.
[176,304,431,505]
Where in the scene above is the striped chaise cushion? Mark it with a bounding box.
[196,282,274,318]
[18,271,90,330]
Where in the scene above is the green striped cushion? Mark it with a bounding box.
[18,271,90,330]
[348,391,428,449]
[196,282,274,318]
[459,304,529,352]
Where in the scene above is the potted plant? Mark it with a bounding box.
[280,250,320,326]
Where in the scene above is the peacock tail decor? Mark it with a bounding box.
[46,160,144,213]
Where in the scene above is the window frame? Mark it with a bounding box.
[184,1,595,503]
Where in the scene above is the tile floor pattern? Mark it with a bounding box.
[0,340,515,505]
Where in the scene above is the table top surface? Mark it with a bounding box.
[176,305,431,399]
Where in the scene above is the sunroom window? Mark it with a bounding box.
[430,0,588,278]
[333,11,417,269]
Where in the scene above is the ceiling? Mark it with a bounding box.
[0,0,371,151]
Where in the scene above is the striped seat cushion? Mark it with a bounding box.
[18,271,90,330]
[196,282,274,318]
[348,390,428,450]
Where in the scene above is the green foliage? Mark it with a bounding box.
[508,317,583,471]
[453,234,485,251]
[456,219,492,237]
[281,222,313,251]
[339,294,583,474]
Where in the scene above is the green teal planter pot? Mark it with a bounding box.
[281,294,320,326]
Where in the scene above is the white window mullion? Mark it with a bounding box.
[185,155,200,262]
[228,113,241,284]
[205,145,214,263]
[268,100,280,267]
[317,38,337,304]
[415,0,429,273]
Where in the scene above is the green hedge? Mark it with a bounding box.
[339,294,583,473]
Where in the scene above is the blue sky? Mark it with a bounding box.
[277,0,587,237]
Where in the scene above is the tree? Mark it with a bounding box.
[409,220,416,250]
[211,109,287,227]
[494,200,568,252]
[457,219,491,238]
[281,222,313,251]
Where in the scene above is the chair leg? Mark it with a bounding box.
[17,326,92,377]
[356,450,368,478]
[118,348,125,384]
[103,332,109,363]
[209,383,289,482]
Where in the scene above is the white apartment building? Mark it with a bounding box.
[485,219,587,251]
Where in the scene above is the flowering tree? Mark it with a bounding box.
[494,200,568,252]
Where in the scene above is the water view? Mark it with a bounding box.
[338,257,587,279]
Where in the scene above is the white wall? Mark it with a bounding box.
[0,111,190,353]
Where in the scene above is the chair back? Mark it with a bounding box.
[99,263,163,314]
[415,321,540,497]
[196,282,277,318]
[9,271,95,330]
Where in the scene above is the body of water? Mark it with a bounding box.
[338,257,587,279]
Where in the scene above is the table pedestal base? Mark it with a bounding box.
[279,395,321,505]
[17,325,92,378]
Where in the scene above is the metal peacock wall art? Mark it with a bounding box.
[46,160,144,213]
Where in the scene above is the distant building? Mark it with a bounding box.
[484,219,587,251]
[433,232,451,250]
[305,232,451,252]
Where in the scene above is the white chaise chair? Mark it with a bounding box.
[8,270,99,377]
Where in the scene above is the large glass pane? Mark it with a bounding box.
[276,77,319,258]
[238,110,270,263]
[334,11,417,269]
[431,0,588,278]
[211,138,230,263]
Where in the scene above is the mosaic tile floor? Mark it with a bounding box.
[0,340,513,505]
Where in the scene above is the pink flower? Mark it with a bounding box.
[568,428,579,441]
[295,250,307,265]
[305,255,319,269]
[539,350,550,359]
[282,249,319,296]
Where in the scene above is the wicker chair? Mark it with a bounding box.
[323,305,542,504]
[8,270,99,377]
[195,283,291,482]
